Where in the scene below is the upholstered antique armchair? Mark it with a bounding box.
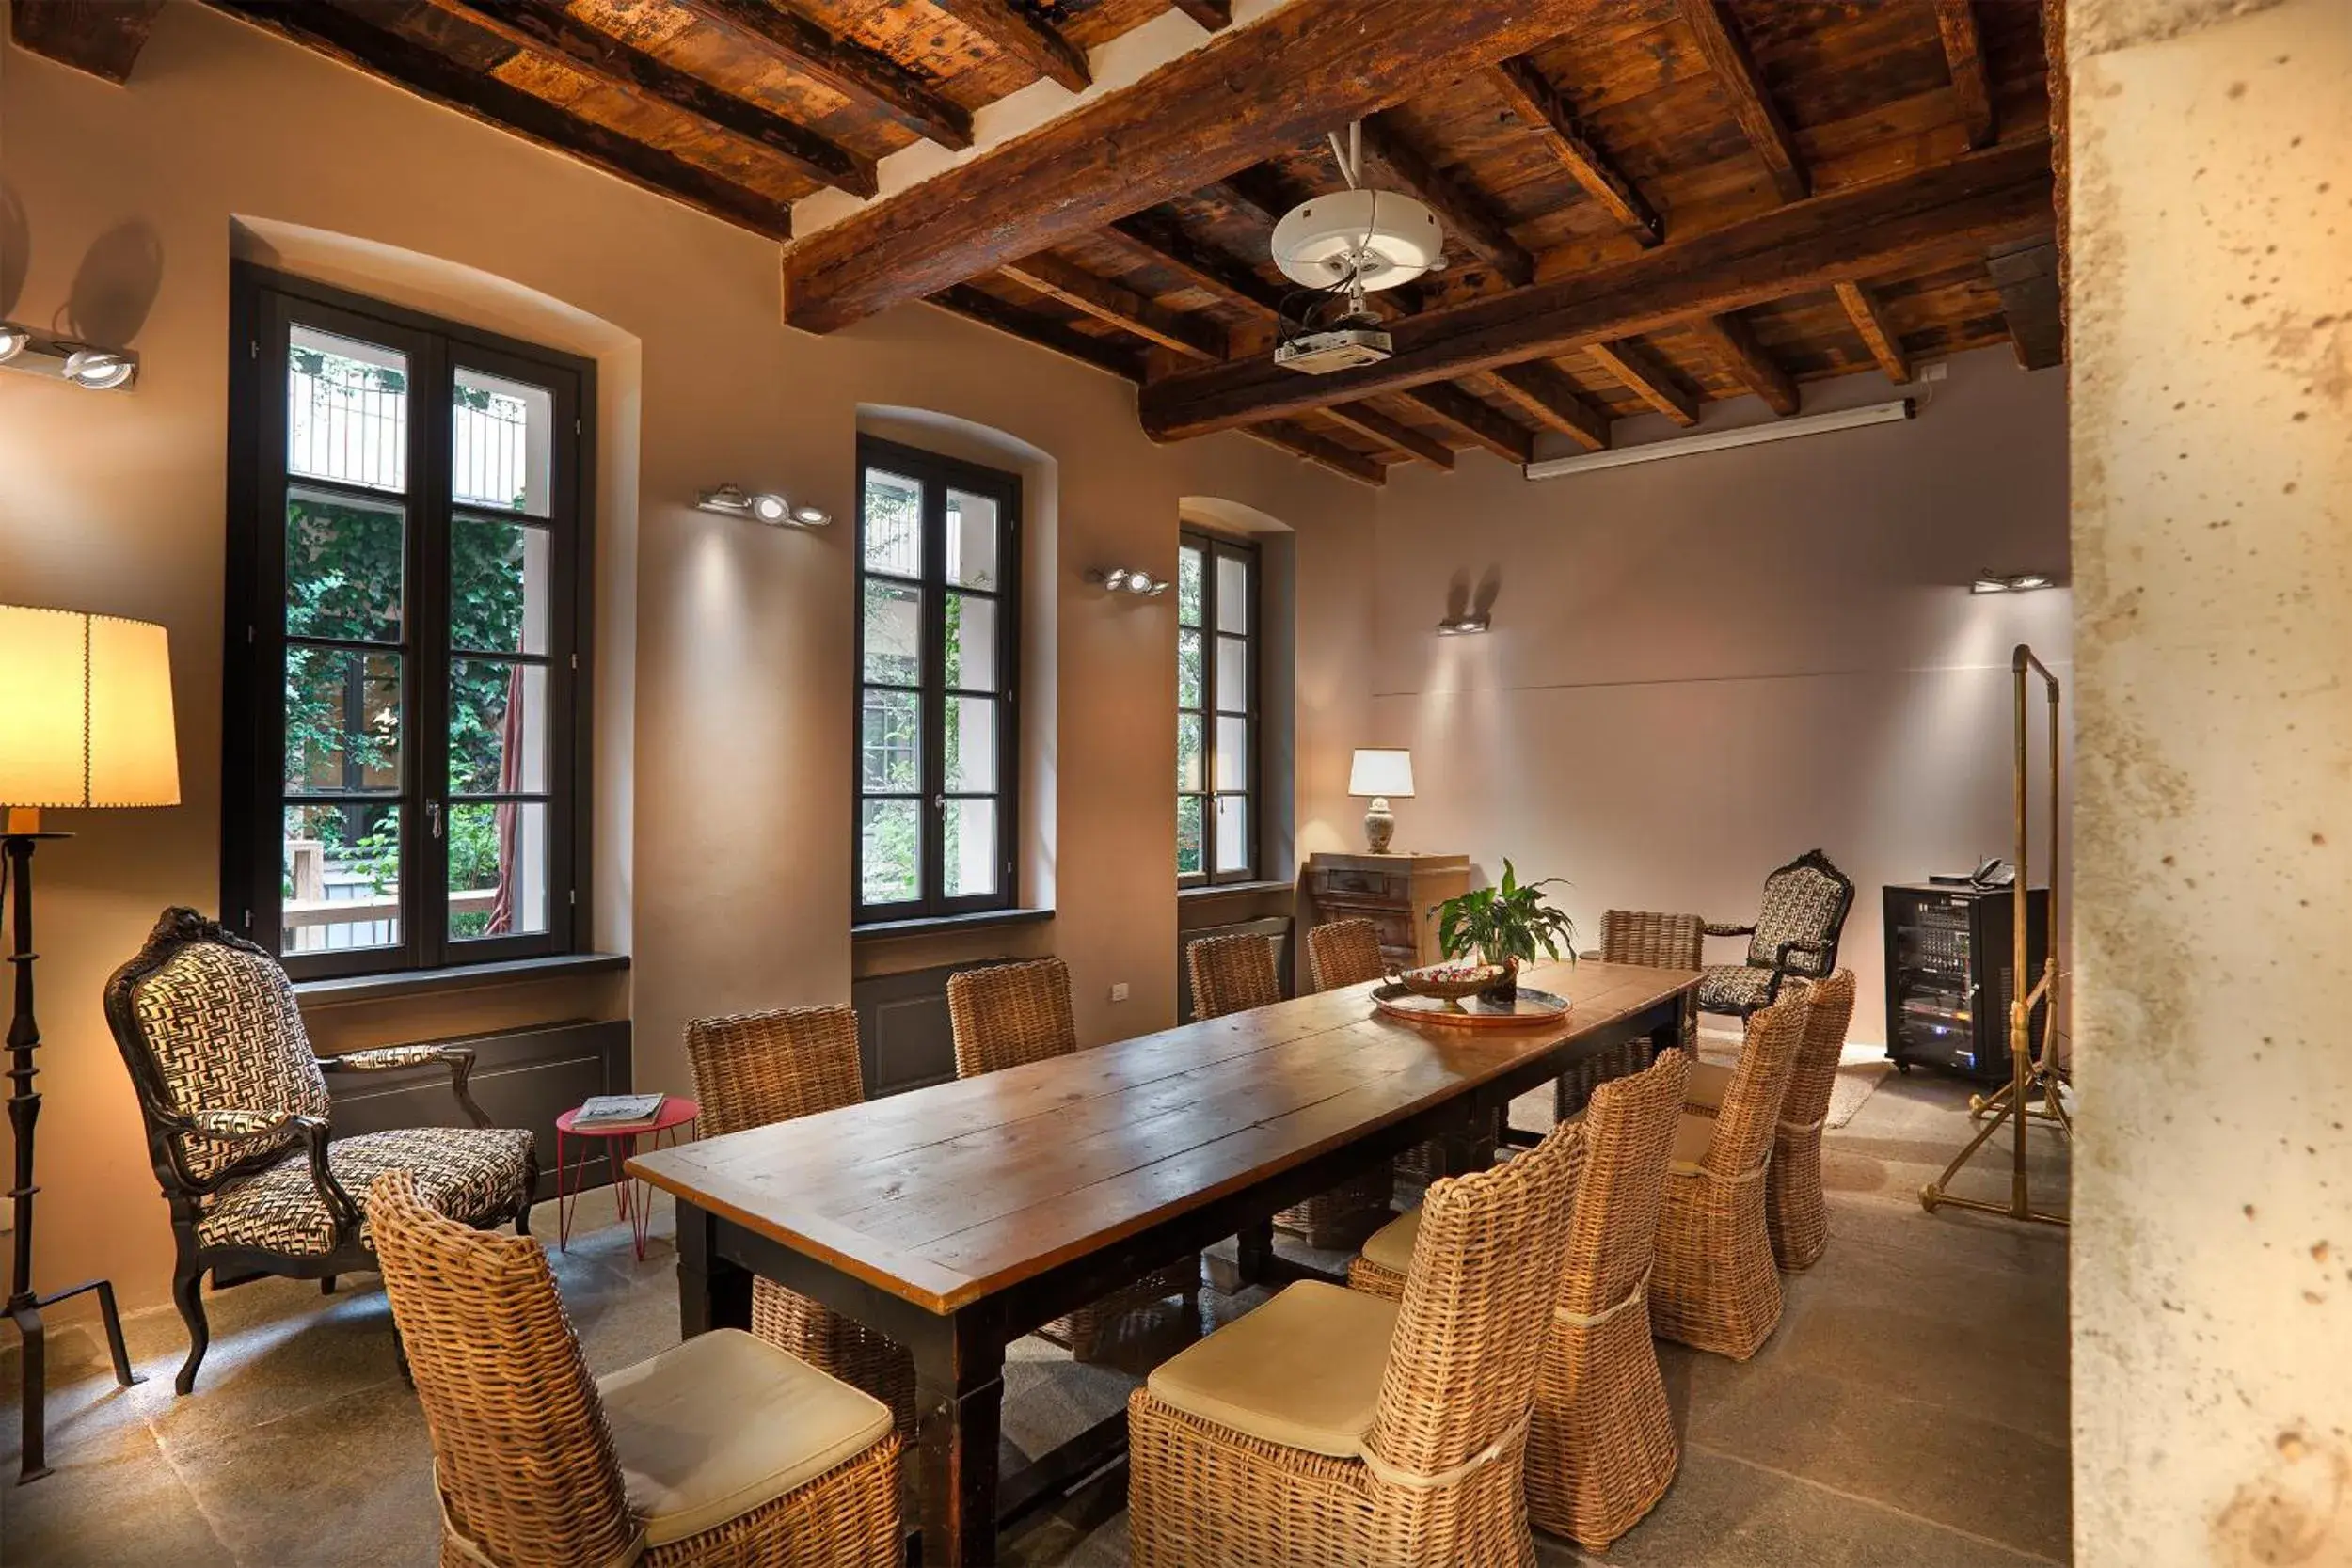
[103,909,538,1394]
[1693,849,1856,1021]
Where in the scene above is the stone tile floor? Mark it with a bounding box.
[1,1068,2070,1566]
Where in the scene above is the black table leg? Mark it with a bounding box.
[675,1200,751,1338]
[1208,1217,1276,1292]
[911,1307,1007,1567]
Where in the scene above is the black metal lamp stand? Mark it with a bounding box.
[7,829,142,1483]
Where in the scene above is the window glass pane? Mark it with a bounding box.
[1215,796,1249,874]
[1216,715,1248,793]
[860,799,922,906]
[283,802,401,953]
[1216,635,1247,714]
[1178,545,1204,628]
[861,689,922,792]
[1216,551,1249,634]
[944,798,998,898]
[451,518,551,655]
[946,696,998,793]
[453,367,553,516]
[1178,714,1203,793]
[945,490,1000,591]
[448,800,548,940]
[945,593,997,691]
[863,580,923,685]
[1177,795,1203,877]
[862,469,923,578]
[1178,629,1203,708]
[286,488,404,643]
[449,658,548,795]
[285,646,401,794]
[288,326,407,493]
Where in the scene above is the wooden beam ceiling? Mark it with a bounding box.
[1678,0,1806,202]
[1585,340,1699,426]
[1689,312,1798,415]
[209,0,793,239]
[1485,363,1610,451]
[997,252,1227,360]
[1323,402,1455,470]
[1401,384,1534,465]
[1359,113,1535,288]
[1168,0,1233,31]
[1933,0,1996,150]
[1835,280,1913,384]
[1105,214,1288,318]
[1249,422,1389,485]
[1137,140,2054,438]
[8,0,164,83]
[926,0,1090,94]
[665,0,974,150]
[423,0,877,197]
[779,0,1612,331]
[930,284,1146,381]
[1986,237,2065,370]
[1485,55,1661,246]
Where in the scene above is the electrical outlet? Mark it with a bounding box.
[1109,982,1130,1003]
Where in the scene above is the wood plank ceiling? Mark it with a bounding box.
[19,0,2062,486]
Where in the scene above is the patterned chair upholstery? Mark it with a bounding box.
[1693,850,1855,1020]
[103,908,537,1394]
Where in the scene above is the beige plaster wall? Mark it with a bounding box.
[2067,0,2352,1560]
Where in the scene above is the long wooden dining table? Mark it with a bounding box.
[629,958,1698,1565]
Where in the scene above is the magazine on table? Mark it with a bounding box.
[573,1092,666,1130]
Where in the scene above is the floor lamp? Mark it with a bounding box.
[0,605,182,1481]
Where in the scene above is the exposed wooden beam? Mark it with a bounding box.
[1834,280,1913,384]
[8,0,164,83]
[926,0,1090,94]
[1360,113,1535,288]
[1485,363,1610,451]
[1690,311,1798,414]
[1323,402,1456,469]
[425,0,876,197]
[1169,0,1233,30]
[666,0,973,150]
[1138,139,2053,437]
[1678,0,1806,202]
[1401,384,1534,464]
[1585,339,1700,426]
[997,252,1227,361]
[781,0,1612,331]
[1932,0,1996,150]
[1106,214,1287,318]
[930,285,1146,382]
[1486,55,1661,246]
[1985,237,2065,370]
[207,0,792,241]
[1249,422,1390,486]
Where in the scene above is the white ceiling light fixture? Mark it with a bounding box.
[1269,122,1443,376]
[696,484,829,527]
[1525,399,1914,481]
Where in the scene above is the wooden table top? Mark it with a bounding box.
[630,959,1696,1314]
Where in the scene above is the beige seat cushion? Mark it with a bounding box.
[1685,1060,1734,1115]
[1145,1281,1400,1457]
[1668,1111,1717,1175]
[598,1327,891,1546]
[1359,1208,1420,1277]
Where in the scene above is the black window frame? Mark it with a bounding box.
[223,263,595,980]
[1178,527,1260,888]
[853,436,1023,924]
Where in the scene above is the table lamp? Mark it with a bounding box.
[1347,748,1414,855]
[0,604,180,1482]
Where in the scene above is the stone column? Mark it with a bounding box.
[2069,1,2352,1562]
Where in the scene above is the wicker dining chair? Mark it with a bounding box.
[1650,989,1811,1359]
[946,958,1200,1359]
[1128,1117,1584,1568]
[1346,1049,1691,1550]
[1688,970,1858,1273]
[369,1172,901,1568]
[1601,908,1705,1052]
[686,1005,915,1438]
[1195,931,1392,1250]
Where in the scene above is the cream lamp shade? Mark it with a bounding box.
[1346,748,1415,800]
[0,605,181,826]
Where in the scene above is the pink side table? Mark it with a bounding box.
[554,1097,699,1260]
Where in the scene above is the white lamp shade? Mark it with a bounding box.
[0,605,181,809]
[1347,748,1414,800]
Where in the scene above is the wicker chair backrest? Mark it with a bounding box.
[1775,970,1857,1133]
[1305,918,1387,991]
[1560,1048,1689,1316]
[687,1004,865,1138]
[1185,932,1283,1020]
[1707,991,1810,1178]
[946,958,1078,1078]
[1598,911,1705,971]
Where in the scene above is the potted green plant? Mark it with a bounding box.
[1430,861,1578,1005]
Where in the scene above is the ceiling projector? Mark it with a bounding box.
[1265,142,1442,375]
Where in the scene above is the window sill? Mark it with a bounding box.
[1179,879,1294,901]
[294,951,629,1006]
[853,908,1055,942]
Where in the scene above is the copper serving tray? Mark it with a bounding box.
[1371,984,1571,1028]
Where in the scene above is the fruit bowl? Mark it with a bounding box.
[1390,959,1510,1001]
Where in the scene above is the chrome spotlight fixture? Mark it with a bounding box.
[1088,567,1171,597]
[1436,610,1491,636]
[1970,570,2058,594]
[0,323,27,363]
[0,327,138,391]
[697,484,828,527]
[63,349,135,390]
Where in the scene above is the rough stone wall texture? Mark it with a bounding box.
[2069,0,2352,1562]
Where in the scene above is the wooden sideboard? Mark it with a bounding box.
[1302,851,1471,974]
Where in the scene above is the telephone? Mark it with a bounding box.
[1969,858,2016,889]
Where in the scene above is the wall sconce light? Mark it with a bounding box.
[697,484,831,527]
[1437,611,1491,636]
[1088,567,1170,597]
[1970,571,2058,594]
[0,324,138,391]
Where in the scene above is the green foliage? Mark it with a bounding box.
[1432,860,1578,968]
